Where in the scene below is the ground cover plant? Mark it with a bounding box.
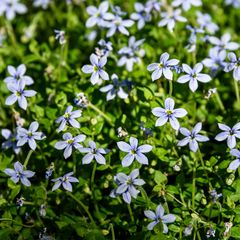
[1,0,240,239]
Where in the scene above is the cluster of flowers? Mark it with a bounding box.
[2,0,240,236]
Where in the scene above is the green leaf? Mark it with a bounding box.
[154,170,167,185]
[231,226,240,239]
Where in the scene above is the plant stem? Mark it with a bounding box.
[208,204,213,221]
[166,192,199,215]
[234,80,240,104]
[197,149,212,189]
[197,229,202,240]
[88,102,114,127]
[0,218,35,228]
[215,91,225,113]
[192,154,197,210]
[24,150,33,167]
[169,80,173,96]
[140,187,150,207]
[91,162,101,222]
[67,192,96,226]
[110,223,115,240]
[127,204,134,222]
[4,20,21,58]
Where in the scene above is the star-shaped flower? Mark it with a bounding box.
[152,98,187,130]
[4,161,35,187]
[5,80,36,110]
[117,137,152,167]
[79,140,109,165]
[144,204,176,233]
[52,172,79,192]
[110,169,145,204]
[177,122,209,152]
[215,123,240,149]
[56,105,82,132]
[177,63,211,92]
[147,52,179,81]
[17,121,45,150]
[4,64,33,86]
[55,132,86,159]
[82,54,109,85]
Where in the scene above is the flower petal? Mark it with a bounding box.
[228,159,240,171]
[122,153,135,167]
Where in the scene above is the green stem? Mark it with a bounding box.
[197,229,202,240]
[0,218,35,228]
[193,227,197,240]
[198,149,212,189]
[208,204,213,221]
[24,150,33,167]
[127,204,134,222]
[91,162,101,222]
[67,192,96,226]
[169,80,173,96]
[140,187,150,207]
[58,44,65,82]
[234,80,240,104]
[110,223,115,240]
[4,20,20,57]
[215,91,225,113]
[166,192,199,215]
[88,102,114,127]
[192,154,197,210]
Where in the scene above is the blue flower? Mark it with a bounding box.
[106,15,134,37]
[215,123,240,149]
[1,128,21,154]
[55,132,86,159]
[228,149,240,170]
[177,122,209,152]
[177,63,212,92]
[73,92,88,108]
[33,0,51,9]
[185,25,204,53]
[224,52,240,81]
[206,227,216,238]
[17,121,45,150]
[144,204,176,233]
[56,105,82,132]
[52,172,79,192]
[54,29,66,45]
[209,189,222,203]
[202,48,226,73]
[172,0,202,11]
[4,161,35,187]
[158,9,187,32]
[85,1,114,28]
[118,36,145,72]
[0,0,27,20]
[110,169,145,204]
[152,97,187,130]
[97,39,113,57]
[130,3,151,30]
[225,0,240,8]
[208,33,239,54]
[196,11,219,34]
[5,80,36,110]
[4,64,34,86]
[79,140,109,165]
[82,54,109,85]
[100,74,128,100]
[147,52,179,81]
[117,137,152,167]
[145,0,161,13]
